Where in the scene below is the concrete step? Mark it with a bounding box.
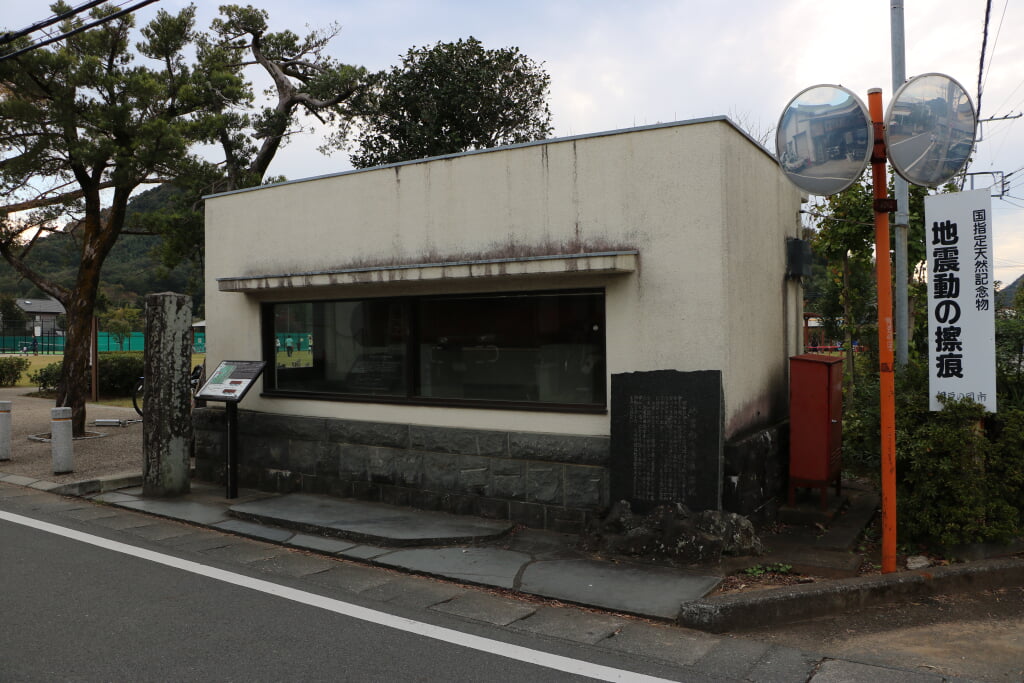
[229,493,515,547]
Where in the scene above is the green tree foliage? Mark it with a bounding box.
[0,2,245,433]
[131,4,365,271]
[341,37,552,168]
[99,304,142,350]
[0,293,26,326]
[994,286,1024,405]
[0,4,362,432]
[809,171,939,380]
[809,175,877,381]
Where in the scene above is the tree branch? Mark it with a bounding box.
[1,178,172,214]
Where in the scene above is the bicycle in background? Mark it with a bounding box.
[133,365,205,417]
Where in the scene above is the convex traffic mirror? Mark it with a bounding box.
[775,84,873,196]
[884,73,977,188]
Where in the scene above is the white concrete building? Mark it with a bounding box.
[196,117,805,531]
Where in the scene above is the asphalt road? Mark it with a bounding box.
[5,481,1020,682]
[0,500,697,682]
[0,522,667,682]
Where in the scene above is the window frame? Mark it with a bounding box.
[260,288,607,413]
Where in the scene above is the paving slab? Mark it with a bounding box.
[197,540,292,565]
[109,497,235,526]
[286,533,358,555]
[124,520,194,542]
[158,530,241,554]
[374,547,531,589]
[359,575,468,609]
[337,544,396,561]
[229,493,513,546]
[303,564,396,594]
[1,474,41,486]
[246,552,340,578]
[519,558,721,619]
[16,498,90,514]
[429,591,537,626]
[809,659,943,682]
[0,484,40,498]
[213,518,296,543]
[89,513,157,531]
[61,507,119,521]
[597,623,718,669]
[744,645,822,683]
[28,480,63,492]
[92,491,144,504]
[693,637,774,681]
[509,606,625,645]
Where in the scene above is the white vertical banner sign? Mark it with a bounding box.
[925,188,996,412]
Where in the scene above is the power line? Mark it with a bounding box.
[977,0,993,118]
[0,0,162,63]
[0,0,108,46]
[979,0,1009,106]
[999,196,1024,209]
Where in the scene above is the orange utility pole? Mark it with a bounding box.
[867,88,898,574]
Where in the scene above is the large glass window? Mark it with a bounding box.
[271,299,408,397]
[265,289,605,408]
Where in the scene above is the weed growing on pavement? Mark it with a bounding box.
[741,563,793,577]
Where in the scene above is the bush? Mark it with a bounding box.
[898,397,1020,546]
[98,351,144,396]
[26,354,144,397]
[843,356,1024,547]
[0,356,30,386]
[28,361,62,393]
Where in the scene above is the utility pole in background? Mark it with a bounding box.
[892,0,910,366]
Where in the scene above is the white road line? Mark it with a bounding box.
[0,509,678,683]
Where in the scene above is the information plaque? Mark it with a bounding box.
[196,360,265,402]
[194,360,265,499]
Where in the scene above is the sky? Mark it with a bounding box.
[5,1,1024,283]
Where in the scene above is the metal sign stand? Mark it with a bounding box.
[194,360,266,499]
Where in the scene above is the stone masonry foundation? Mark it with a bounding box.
[192,408,610,534]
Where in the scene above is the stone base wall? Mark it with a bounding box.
[722,421,788,522]
[193,408,610,534]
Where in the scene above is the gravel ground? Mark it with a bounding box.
[0,386,146,484]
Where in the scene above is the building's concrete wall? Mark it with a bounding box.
[204,119,800,438]
[718,129,804,438]
[201,118,803,521]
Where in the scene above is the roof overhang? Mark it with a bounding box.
[217,251,639,293]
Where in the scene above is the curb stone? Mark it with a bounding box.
[677,556,1024,633]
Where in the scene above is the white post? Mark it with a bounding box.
[51,407,73,474]
[0,401,10,462]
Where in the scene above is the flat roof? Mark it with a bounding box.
[204,115,770,201]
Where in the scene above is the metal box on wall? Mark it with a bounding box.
[788,354,843,509]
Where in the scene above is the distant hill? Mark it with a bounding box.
[0,185,203,313]
[999,272,1024,308]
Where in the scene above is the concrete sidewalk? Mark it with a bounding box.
[91,483,722,620]
[1,385,1023,632]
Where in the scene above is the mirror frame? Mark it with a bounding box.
[884,73,977,188]
[775,84,873,196]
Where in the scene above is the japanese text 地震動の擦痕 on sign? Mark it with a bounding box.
[925,189,996,412]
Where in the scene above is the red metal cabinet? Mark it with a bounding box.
[788,354,843,509]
